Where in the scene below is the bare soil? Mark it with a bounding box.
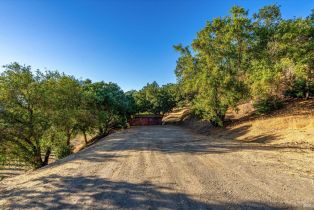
[164,99,314,148]
[1,125,313,209]
[214,99,314,148]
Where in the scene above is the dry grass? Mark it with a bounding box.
[164,99,314,148]
[225,101,255,120]
[216,99,314,147]
[162,107,191,124]
[71,134,96,153]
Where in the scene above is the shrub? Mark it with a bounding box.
[285,80,314,98]
[253,97,283,114]
[55,143,72,159]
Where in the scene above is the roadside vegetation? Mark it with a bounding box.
[173,5,313,126]
[0,64,178,171]
[0,63,137,169]
[129,82,181,115]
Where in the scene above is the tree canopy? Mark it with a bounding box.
[0,63,138,168]
[174,5,314,126]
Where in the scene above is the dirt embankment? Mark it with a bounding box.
[163,99,314,149]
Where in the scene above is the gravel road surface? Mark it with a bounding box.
[1,125,313,209]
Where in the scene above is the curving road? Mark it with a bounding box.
[1,125,314,209]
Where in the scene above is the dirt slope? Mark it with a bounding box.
[1,126,313,209]
[215,99,314,148]
[164,99,314,148]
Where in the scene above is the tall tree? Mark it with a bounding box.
[0,63,51,168]
[188,6,250,125]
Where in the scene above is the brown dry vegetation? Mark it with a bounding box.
[163,99,314,149]
[221,99,314,148]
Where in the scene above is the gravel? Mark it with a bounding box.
[1,125,313,209]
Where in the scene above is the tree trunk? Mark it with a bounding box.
[42,147,51,166]
[98,126,104,135]
[305,79,310,100]
[306,90,310,99]
[66,130,71,146]
[33,151,43,169]
[83,131,88,145]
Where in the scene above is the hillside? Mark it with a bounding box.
[163,99,314,149]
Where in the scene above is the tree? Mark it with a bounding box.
[174,4,314,123]
[42,72,82,148]
[0,63,51,168]
[175,6,251,126]
[131,82,177,115]
[277,13,314,99]
[159,83,184,108]
[173,44,198,101]
[88,82,130,135]
[76,80,98,144]
[0,62,136,168]
[248,5,283,100]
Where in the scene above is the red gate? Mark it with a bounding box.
[129,115,162,126]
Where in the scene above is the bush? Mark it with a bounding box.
[285,80,314,98]
[55,143,72,159]
[253,97,283,114]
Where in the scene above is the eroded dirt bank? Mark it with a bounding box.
[1,126,313,209]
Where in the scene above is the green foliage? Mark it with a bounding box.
[285,79,314,98]
[84,81,132,134]
[55,142,72,159]
[175,6,251,126]
[0,63,51,168]
[253,96,283,115]
[174,4,313,126]
[131,82,178,115]
[0,62,137,169]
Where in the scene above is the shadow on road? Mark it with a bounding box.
[0,174,289,209]
[81,125,305,156]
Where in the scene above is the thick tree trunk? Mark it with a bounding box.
[98,126,104,135]
[33,152,43,169]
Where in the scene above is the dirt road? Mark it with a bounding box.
[1,125,313,209]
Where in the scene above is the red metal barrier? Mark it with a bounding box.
[129,115,162,126]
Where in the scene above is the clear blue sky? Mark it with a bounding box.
[0,0,313,91]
